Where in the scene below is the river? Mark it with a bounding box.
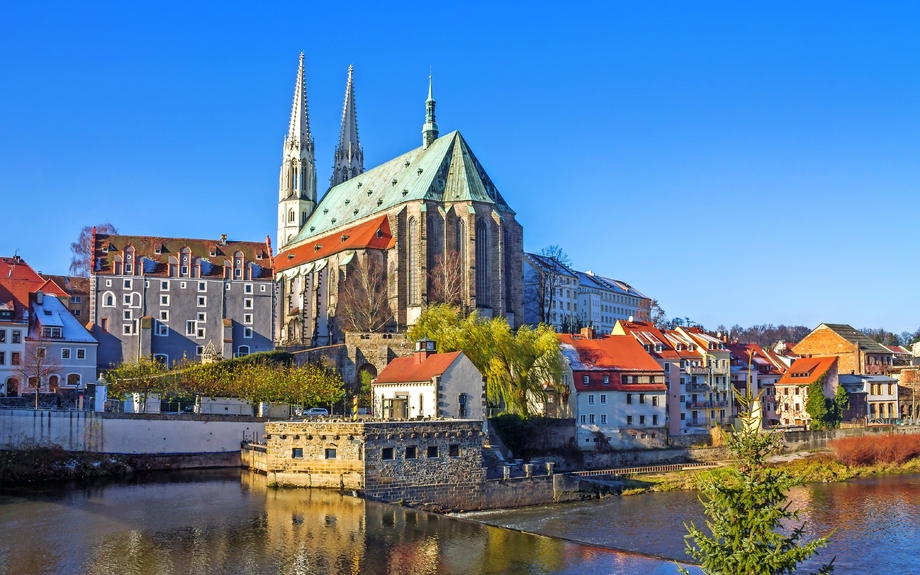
[0,470,917,574]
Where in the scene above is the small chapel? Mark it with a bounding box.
[274,54,524,346]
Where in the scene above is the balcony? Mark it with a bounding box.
[686,383,709,393]
[685,366,709,375]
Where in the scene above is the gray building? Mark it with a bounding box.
[29,292,97,390]
[89,232,275,369]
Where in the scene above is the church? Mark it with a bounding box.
[274,55,524,346]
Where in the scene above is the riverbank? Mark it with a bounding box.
[619,450,920,495]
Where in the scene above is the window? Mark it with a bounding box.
[260,285,267,292]
[61,348,71,360]
[197,312,206,322]
[186,321,196,335]
[600,414,607,424]
[245,283,253,294]
[76,349,85,360]
[67,374,80,387]
[405,446,417,459]
[325,448,336,459]
[681,413,686,420]
[652,395,659,407]
[580,414,586,424]
[588,394,595,405]
[237,346,250,357]
[382,447,394,460]
[448,444,460,457]
[639,415,646,425]
[161,295,169,306]
[664,363,670,373]
[244,314,253,324]
[180,282,187,289]
[475,219,489,306]
[600,394,607,404]
[161,281,169,290]
[639,394,646,404]
[123,323,134,335]
[159,310,169,321]
[73,310,81,317]
[198,296,207,307]
[103,293,115,307]
[244,298,253,310]
[196,327,206,339]
[70,296,82,304]
[582,375,589,385]
[602,375,610,385]
[11,330,20,344]
[123,294,131,305]
[155,324,169,337]
[626,415,633,425]
[235,268,242,278]
[123,279,132,289]
[225,284,231,291]
[0,352,4,365]
[244,327,253,338]
[653,415,659,426]
[292,448,303,459]
[123,309,132,320]
[153,354,168,365]
[0,330,4,343]
[626,393,633,404]
[198,282,206,292]
[589,414,596,424]
[196,346,204,356]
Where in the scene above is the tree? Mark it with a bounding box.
[524,245,571,326]
[70,223,117,277]
[336,254,393,332]
[428,250,465,307]
[107,355,172,411]
[648,299,668,329]
[805,380,829,430]
[681,392,835,575]
[19,334,61,409]
[832,384,849,427]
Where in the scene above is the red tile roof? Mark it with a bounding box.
[374,351,464,384]
[777,357,837,386]
[615,320,681,360]
[0,256,66,321]
[559,334,666,392]
[277,215,393,272]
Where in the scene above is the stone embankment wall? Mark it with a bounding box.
[782,425,920,451]
[287,333,414,386]
[0,409,264,454]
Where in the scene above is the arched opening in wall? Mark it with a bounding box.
[455,217,467,300]
[237,345,250,357]
[48,375,59,392]
[407,217,419,305]
[289,209,296,223]
[357,363,378,414]
[475,219,489,307]
[6,378,18,397]
[153,354,168,366]
[103,291,116,307]
[129,292,141,308]
[503,227,513,310]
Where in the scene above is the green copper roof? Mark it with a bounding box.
[289,130,513,245]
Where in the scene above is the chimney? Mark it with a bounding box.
[35,290,44,305]
[580,327,596,340]
[415,339,437,364]
[219,234,228,246]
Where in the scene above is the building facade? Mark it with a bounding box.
[89,232,274,369]
[775,357,839,427]
[28,292,97,391]
[794,323,895,376]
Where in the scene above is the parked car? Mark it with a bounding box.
[304,407,329,417]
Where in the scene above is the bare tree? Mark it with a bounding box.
[647,298,668,328]
[524,245,572,326]
[428,250,464,306]
[336,254,393,333]
[70,223,117,277]
[18,333,61,409]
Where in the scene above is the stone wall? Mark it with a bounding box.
[782,425,920,451]
[287,333,414,386]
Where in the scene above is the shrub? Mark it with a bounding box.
[829,433,920,466]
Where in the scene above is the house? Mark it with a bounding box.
[41,275,90,321]
[837,373,898,422]
[726,342,785,427]
[89,232,275,369]
[665,327,733,428]
[559,329,667,449]
[612,319,683,435]
[522,252,579,331]
[372,339,485,421]
[794,324,895,375]
[775,357,839,426]
[28,291,97,391]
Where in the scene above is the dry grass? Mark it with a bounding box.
[829,434,920,466]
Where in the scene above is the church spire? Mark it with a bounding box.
[422,74,439,148]
[332,65,364,188]
[278,52,317,249]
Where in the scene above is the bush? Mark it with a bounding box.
[829,433,920,466]
[490,413,527,456]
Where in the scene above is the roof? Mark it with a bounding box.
[29,294,96,343]
[288,130,513,245]
[93,233,273,279]
[615,320,680,360]
[523,252,578,278]
[777,357,837,386]
[559,334,663,372]
[277,215,392,272]
[374,351,465,384]
[41,275,90,296]
[589,273,649,299]
[810,324,894,355]
[0,256,67,322]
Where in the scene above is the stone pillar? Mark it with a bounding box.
[546,462,555,476]
[503,465,512,480]
[524,463,534,477]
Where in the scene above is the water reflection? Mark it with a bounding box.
[0,470,684,575]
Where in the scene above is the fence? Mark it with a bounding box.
[571,461,721,478]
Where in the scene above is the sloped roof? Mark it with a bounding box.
[277,215,392,272]
[0,256,67,322]
[812,324,894,355]
[777,357,837,385]
[615,320,680,360]
[93,234,273,279]
[559,334,662,372]
[41,275,90,296]
[524,252,577,277]
[374,351,464,384]
[289,131,513,245]
[29,294,96,343]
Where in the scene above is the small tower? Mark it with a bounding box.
[277,53,318,249]
[422,75,439,148]
[331,65,364,188]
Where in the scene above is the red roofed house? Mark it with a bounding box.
[559,329,667,450]
[776,357,839,427]
[372,339,485,421]
[726,343,786,427]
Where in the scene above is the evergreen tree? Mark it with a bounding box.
[805,380,829,430]
[680,392,835,575]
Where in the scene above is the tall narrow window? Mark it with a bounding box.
[503,227,513,308]
[407,217,419,305]
[475,219,489,307]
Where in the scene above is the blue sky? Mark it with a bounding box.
[2,2,918,333]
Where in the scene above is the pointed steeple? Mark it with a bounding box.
[278,53,317,249]
[332,65,364,188]
[422,74,439,148]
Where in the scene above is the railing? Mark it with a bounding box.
[686,384,709,392]
[571,462,721,478]
[685,366,709,375]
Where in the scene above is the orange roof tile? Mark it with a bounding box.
[374,351,464,384]
[615,320,681,360]
[777,357,837,385]
[559,334,663,372]
[277,215,392,272]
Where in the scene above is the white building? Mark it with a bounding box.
[28,292,97,392]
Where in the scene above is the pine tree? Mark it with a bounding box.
[680,392,835,575]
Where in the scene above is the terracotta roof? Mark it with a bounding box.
[777,357,837,386]
[93,233,273,279]
[0,256,66,322]
[374,351,464,384]
[277,215,392,272]
[615,320,680,360]
[41,275,90,295]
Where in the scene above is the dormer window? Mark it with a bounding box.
[376,229,383,239]
[655,344,663,352]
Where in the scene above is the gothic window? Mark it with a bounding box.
[289,209,295,223]
[407,217,419,305]
[475,219,489,307]
[455,217,467,299]
[503,227,513,309]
